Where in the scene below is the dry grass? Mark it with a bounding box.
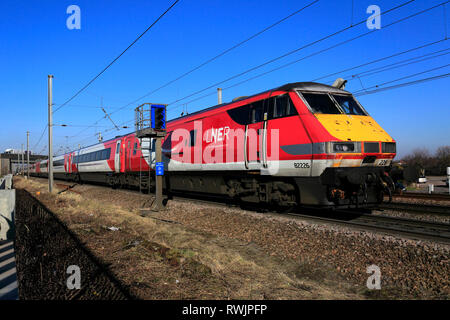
[14,176,362,299]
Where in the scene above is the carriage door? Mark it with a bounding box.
[67,153,72,173]
[64,154,68,173]
[261,96,274,171]
[127,139,132,172]
[114,140,122,173]
[245,101,264,170]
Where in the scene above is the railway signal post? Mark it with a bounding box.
[135,103,167,213]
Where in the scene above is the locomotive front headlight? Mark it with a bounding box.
[332,142,356,153]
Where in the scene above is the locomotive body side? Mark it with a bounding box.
[162,82,396,207]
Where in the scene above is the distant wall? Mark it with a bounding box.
[0,158,11,176]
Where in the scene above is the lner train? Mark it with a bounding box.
[31,81,396,209]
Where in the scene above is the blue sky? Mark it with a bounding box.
[0,0,449,158]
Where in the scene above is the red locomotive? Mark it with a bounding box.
[31,81,396,208]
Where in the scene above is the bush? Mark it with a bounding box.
[402,146,450,175]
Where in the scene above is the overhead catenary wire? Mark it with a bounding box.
[85,41,450,141]
[355,72,450,96]
[84,39,450,139]
[166,39,448,114]
[63,0,325,144]
[32,0,180,152]
[64,0,450,149]
[71,0,414,140]
[31,126,47,152]
[106,0,321,115]
[97,0,419,124]
[52,0,181,114]
[164,0,417,108]
[352,63,450,94]
[344,47,450,81]
[312,38,449,82]
[62,70,450,152]
[167,4,450,113]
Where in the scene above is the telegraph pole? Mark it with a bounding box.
[48,75,54,192]
[26,131,30,178]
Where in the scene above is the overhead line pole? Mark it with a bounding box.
[53,0,180,115]
[27,131,30,178]
[48,75,54,193]
[21,144,24,175]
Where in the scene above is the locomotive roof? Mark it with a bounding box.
[276,82,350,94]
[170,81,351,122]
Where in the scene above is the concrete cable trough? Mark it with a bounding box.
[0,174,18,300]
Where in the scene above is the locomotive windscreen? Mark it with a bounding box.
[300,93,341,114]
[332,95,367,116]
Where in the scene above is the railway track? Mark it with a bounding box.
[30,177,450,244]
[283,210,450,244]
[168,193,450,244]
[391,192,450,202]
[377,202,450,216]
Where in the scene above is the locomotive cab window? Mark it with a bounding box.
[227,94,297,125]
[332,95,367,116]
[300,92,341,114]
[227,105,250,125]
[250,101,263,123]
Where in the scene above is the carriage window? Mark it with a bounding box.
[162,132,172,152]
[133,143,137,155]
[332,95,367,116]
[53,159,64,166]
[301,92,341,114]
[190,130,197,147]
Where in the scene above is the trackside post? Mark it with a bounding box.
[135,103,167,213]
[48,75,54,193]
